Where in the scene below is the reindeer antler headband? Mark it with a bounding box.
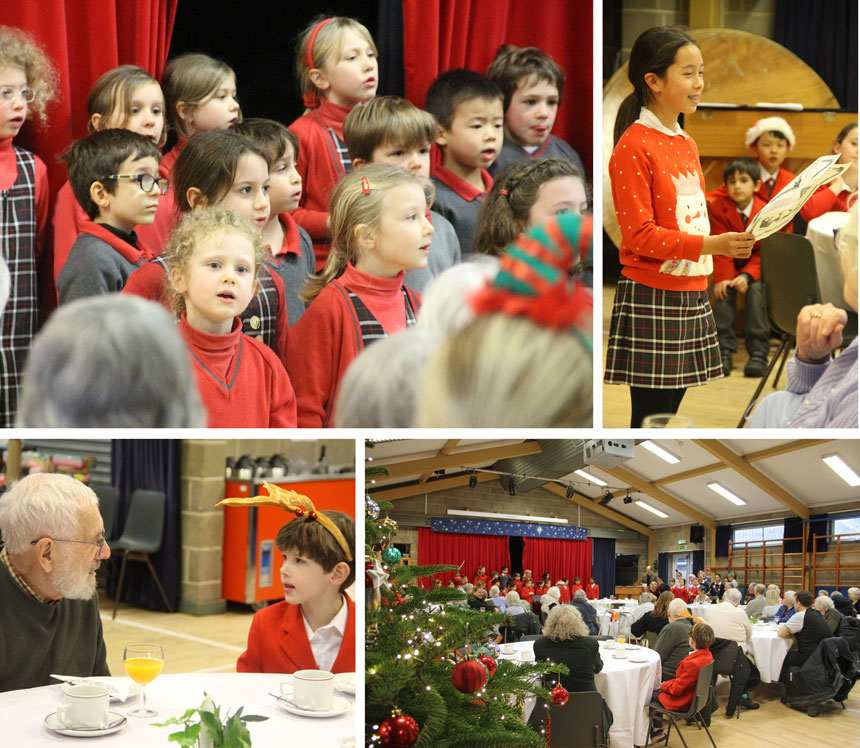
[217,483,353,562]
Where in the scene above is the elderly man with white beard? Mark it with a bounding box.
[0,473,111,691]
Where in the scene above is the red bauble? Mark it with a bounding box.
[378,714,419,748]
[551,684,569,706]
[478,654,497,677]
[365,561,374,589]
[451,659,488,694]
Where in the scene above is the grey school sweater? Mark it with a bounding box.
[404,210,462,293]
[0,558,110,692]
[58,232,143,305]
[265,221,315,325]
[431,176,486,258]
[489,134,584,178]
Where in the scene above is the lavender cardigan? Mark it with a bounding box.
[785,337,858,428]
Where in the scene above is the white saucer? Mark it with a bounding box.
[45,711,127,737]
[624,644,638,650]
[334,672,356,694]
[276,694,353,718]
[630,656,649,663]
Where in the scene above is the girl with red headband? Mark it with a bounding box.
[289,16,378,272]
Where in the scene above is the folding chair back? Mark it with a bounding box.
[548,691,607,747]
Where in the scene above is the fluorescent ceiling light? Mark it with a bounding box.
[447,509,568,524]
[822,454,860,487]
[640,441,680,464]
[574,469,607,487]
[635,501,669,519]
[707,482,746,506]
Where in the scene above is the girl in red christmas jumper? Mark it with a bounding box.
[0,27,57,428]
[800,122,857,221]
[165,207,296,427]
[53,66,168,282]
[149,53,241,247]
[287,164,433,427]
[605,27,756,428]
[289,16,378,271]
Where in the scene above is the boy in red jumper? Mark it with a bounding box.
[708,157,770,378]
[426,69,503,257]
[229,491,355,675]
[58,129,165,304]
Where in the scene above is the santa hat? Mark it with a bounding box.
[745,116,796,149]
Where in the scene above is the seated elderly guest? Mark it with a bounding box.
[633,591,656,621]
[745,584,767,619]
[534,605,613,731]
[849,587,860,616]
[813,594,842,634]
[631,590,673,639]
[693,585,710,605]
[504,590,526,617]
[570,588,599,635]
[541,585,562,618]
[774,590,796,623]
[779,590,832,683]
[707,587,752,653]
[655,598,694,681]
[0,474,111,691]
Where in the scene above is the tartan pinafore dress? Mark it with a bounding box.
[153,254,281,353]
[0,147,37,427]
[331,281,419,351]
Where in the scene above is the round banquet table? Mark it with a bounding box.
[747,625,795,683]
[0,673,356,746]
[806,211,851,308]
[588,598,638,612]
[688,603,746,622]
[504,638,661,748]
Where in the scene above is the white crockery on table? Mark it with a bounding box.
[1,673,355,746]
[506,638,661,748]
[807,211,851,307]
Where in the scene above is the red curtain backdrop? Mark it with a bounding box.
[522,536,593,587]
[402,0,592,179]
[417,528,511,588]
[0,0,178,204]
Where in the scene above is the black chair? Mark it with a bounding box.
[546,691,609,747]
[709,640,739,719]
[739,232,820,427]
[648,662,717,748]
[111,489,173,620]
[92,484,118,541]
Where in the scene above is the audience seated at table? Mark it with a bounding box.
[488,585,507,611]
[504,590,526,616]
[631,590,673,639]
[655,599,695,681]
[541,585,561,618]
[569,588,599,635]
[708,588,752,653]
[778,590,832,684]
[761,585,782,619]
[0,474,111,692]
[813,595,843,634]
[774,590,797,623]
[692,585,710,605]
[468,587,497,612]
[834,588,859,616]
[745,584,767,619]
[533,605,614,732]
[849,588,860,615]
[632,591,656,622]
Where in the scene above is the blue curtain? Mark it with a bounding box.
[784,516,804,554]
[109,440,182,611]
[715,526,731,558]
[692,550,705,576]
[591,538,616,597]
[657,552,670,585]
[808,514,829,553]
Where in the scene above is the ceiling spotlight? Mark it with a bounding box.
[508,476,517,496]
[469,474,478,488]
[599,491,613,506]
[623,492,633,504]
[565,485,575,499]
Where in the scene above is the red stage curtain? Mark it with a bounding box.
[402,0,592,179]
[417,528,510,588]
[522,536,593,588]
[0,0,178,203]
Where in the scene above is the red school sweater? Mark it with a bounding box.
[585,582,600,600]
[800,181,854,222]
[708,192,766,283]
[609,123,712,291]
[658,646,713,711]
[177,315,296,428]
[288,99,355,271]
[286,263,421,428]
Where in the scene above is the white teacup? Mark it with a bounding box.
[613,647,628,659]
[501,643,516,654]
[281,670,335,712]
[604,640,616,649]
[518,649,535,662]
[58,684,110,729]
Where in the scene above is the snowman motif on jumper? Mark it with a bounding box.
[660,170,713,277]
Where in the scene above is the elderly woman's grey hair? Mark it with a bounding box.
[543,603,589,640]
[505,590,522,608]
[0,474,98,554]
[639,592,654,604]
[489,585,500,597]
[334,327,443,427]
[814,595,835,611]
[848,587,860,602]
[17,295,205,427]
[415,256,500,337]
[573,588,587,599]
[783,590,796,606]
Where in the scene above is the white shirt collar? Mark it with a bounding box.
[303,594,348,637]
[760,166,779,183]
[738,200,753,219]
[302,594,349,672]
[635,107,689,138]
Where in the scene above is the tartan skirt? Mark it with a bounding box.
[604,276,723,388]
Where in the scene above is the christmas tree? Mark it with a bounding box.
[365,495,566,748]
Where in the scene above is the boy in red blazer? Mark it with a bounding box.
[655,623,714,713]
[237,510,355,674]
[708,157,770,379]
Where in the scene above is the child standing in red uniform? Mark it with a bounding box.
[586,576,600,600]
[289,16,378,270]
[287,164,433,427]
[605,27,755,427]
[165,207,296,427]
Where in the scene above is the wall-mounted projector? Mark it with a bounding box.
[583,440,635,468]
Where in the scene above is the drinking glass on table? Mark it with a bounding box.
[123,643,164,717]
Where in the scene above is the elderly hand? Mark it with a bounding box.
[795,303,847,363]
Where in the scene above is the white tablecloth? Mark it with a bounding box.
[748,626,794,683]
[0,673,355,746]
[505,639,661,748]
[807,211,851,308]
[589,598,638,612]
[688,603,745,622]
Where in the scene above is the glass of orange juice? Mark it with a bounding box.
[123,643,164,717]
